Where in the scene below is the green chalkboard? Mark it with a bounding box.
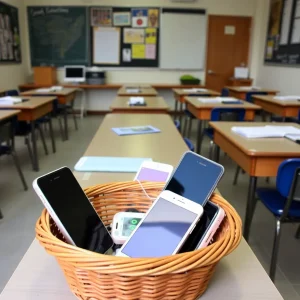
[27,6,89,66]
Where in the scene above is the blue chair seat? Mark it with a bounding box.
[256,188,300,218]
[204,128,214,140]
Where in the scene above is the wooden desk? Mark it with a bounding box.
[172,88,220,126]
[21,88,77,140]
[0,109,20,121]
[110,96,169,114]
[185,97,261,153]
[0,97,56,171]
[0,114,283,300]
[253,95,300,118]
[227,87,278,100]
[117,86,158,96]
[209,122,300,240]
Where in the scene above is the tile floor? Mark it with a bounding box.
[0,115,300,299]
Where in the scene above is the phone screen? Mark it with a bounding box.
[136,167,170,182]
[122,217,142,237]
[180,202,218,253]
[164,152,223,206]
[121,197,197,258]
[37,167,113,254]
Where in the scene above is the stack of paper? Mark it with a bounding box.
[128,97,145,105]
[112,125,160,136]
[184,88,208,93]
[36,86,63,93]
[50,86,63,91]
[274,96,300,101]
[126,88,140,93]
[198,97,241,104]
[232,125,300,138]
[238,86,261,91]
[36,88,51,93]
[0,96,22,105]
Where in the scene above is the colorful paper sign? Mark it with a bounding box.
[145,28,156,44]
[132,44,145,59]
[132,8,148,27]
[146,44,156,59]
[148,9,159,27]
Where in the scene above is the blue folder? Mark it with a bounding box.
[74,156,152,172]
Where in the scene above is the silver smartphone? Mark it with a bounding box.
[33,167,114,254]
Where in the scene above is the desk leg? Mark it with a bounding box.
[214,145,220,163]
[63,106,69,140]
[30,121,39,172]
[244,176,257,241]
[48,114,56,153]
[174,99,178,121]
[196,120,203,154]
[179,103,184,130]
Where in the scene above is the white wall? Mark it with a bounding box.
[0,0,27,90]
[23,0,257,84]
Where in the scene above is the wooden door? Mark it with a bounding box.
[205,15,252,92]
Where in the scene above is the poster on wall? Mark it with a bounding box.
[0,1,21,63]
[264,0,300,65]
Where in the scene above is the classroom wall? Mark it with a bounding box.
[23,0,258,84]
[0,0,27,90]
[254,0,300,95]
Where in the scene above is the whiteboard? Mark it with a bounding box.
[160,10,207,70]
[93,27,120,64]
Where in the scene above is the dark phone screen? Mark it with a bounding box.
[164,152,223,206]
[180,201,218,252]
[37,167,113,253]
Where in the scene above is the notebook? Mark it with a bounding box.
[74,156,152,172]
[232,125,300,138]
[112,125,161,136]
[274,96,300,101]
[0,96,22,105]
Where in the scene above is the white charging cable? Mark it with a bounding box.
[135,180,156,201]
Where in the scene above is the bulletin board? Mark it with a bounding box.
[264,0,300,65]
[90,7,159,67]
[0,1,21,63]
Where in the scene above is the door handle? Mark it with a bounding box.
[208,70,215,75]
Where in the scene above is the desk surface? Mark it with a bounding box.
[0,110,20,121]
[74,113,186,186]
[117,86,158,96]
[110,96,169,111]
[0,97,56,110]
[209,122,300,156]
[21,88,78,96]
[173,88,220,96]
[253,95,300,106]
[0,113,283,300]
[226,86,279,93]
[185,97,261,110]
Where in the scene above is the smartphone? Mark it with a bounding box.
[179,202,225,252]
[111,212,145,245]
[117,190,204,258]
[164,151,224,206]
[134,161,173,182]
[33,167,114,254]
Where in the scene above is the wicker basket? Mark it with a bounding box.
[36,181,242,300]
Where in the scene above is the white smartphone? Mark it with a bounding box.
[117,190,204,258]
[33,167,114,254]
[112,212,145,245]
[134,161,173,182]
[180,202,225,252]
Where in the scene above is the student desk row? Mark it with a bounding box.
[209,122,300,241]
[0,113,283,300]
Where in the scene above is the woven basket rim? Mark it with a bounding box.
[35,181,242,276]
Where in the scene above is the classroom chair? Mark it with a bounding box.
[0,116,28,192]
[182,94,211,138]
[5,89,19,96]
[173,120,195,151]
[198,108,246,158]
[250,159,300,282]
[245,91,268,103]
[221,88,230,97]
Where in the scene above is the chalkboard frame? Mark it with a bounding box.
[27,6,90,67]
[90,6,160,68]
[0,1,22,64]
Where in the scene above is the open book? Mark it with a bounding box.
[0,96,22,105]
[232,125,300,138]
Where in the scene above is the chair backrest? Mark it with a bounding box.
[210,107,246,122]
[221,88,229,97]
[174,120,180,131]
[5,89,19,96]
[184,138,195,152]
[277,159,300,200]
[245,91,268,103]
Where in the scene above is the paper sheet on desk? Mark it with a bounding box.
[238,86,261,91]
[198,97,240,103]
[0,96,22,104]
[232,125,300,138]
[274,96,300,101]
[184,88,208,93]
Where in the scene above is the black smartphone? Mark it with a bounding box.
[33,167,114,254]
